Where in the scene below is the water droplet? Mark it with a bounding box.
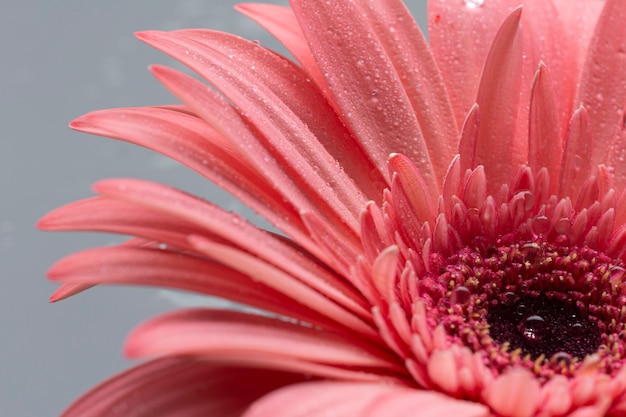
[516,303,527,316]
[464,0,484,8]
[555,218,571,235]
[450,286,471,306]
[552,351,572,366]
[531,215,551,236]
[158,243,168,250]
[520,242,542,263]
[520,315,546,342]
[609,266,626,284]
[568,322,584,339]
[503,291,517,306]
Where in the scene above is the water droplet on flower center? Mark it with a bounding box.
[450,286,471,306]
[519,315,546,342]
[435,239,623,377]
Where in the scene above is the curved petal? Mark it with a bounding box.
[46,245,337,327]
[552,0,604,72]
[126,308,404,375]
[428,0,521,126]
[576,0,626,167]
[188,235,377,338]
[69,106,315,251]
[289,0,443,194]
[137,29,369,234]
[90,178,371,321]
[528,63,564,194]
[60,357,307,417]
[243,381,489,417]
[473,7,524,192]
[559,107,593,200]
[235,3,330,96]
[39,196,209,251]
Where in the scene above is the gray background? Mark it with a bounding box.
[1,1,426,416]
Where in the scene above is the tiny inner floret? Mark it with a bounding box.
[428,238,626,379]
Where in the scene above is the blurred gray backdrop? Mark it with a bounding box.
[1,1,426,415]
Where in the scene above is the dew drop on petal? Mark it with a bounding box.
[450,286,471,306]
[464,0,484,9]
[555,218,571,235]
[531,215,551,236]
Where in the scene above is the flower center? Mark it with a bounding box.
[430,237,626,379]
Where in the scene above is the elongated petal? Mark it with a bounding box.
[473,8,523,192]
[428,0,521,126]
[559,107,593,200]
[46,245,336,326]
[243,381,489,417]
[69,106,315,250]
[529,63,564,194]
[126,309,403,374]
[576,0,626,166]
[39,197,207,251]
[289,0,441,194]
[138,30,367,235]
[552,0,603,72]
[60,357,307,417]
[235,4,329,98]
[354,0,459,178]
[188,236,377,338]
[92,178,371,321]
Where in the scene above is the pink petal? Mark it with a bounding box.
[60,357,307,417]
[528,63,564,195]
[458,104,480,175]
[235,3,328,95]
[46,245,332,326]
[289,0,445,194]
[389,153,437,226]
[300,210,361,280]
[520,0,576,136]
[354,0,459,180]
[69,106,315,250]
[91,178,371,321]
[243,381,489,417]
[576,0,626,167]
[188,235,377,338]
[428,0,522,126]
[126,308,403,375]
[559,107,593,200]
[482,369,541,417]
[552,0,604,72]
[370,246,399,303]
[39,196,206,251]
[472,7,524,192]
[49,283,94,302]
[137,30,370,232]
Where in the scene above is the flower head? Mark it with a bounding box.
[40,0,626,416]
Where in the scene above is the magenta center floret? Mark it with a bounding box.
[430,237,626,379]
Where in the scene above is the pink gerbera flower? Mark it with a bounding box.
[39,0,626,415]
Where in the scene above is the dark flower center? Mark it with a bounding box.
[486,294,600,362]
[426,237,626,378]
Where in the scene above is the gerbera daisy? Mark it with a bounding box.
[39,0,626,415]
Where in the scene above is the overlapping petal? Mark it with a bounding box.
[41,0,626,416]
[59,358,308,417]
